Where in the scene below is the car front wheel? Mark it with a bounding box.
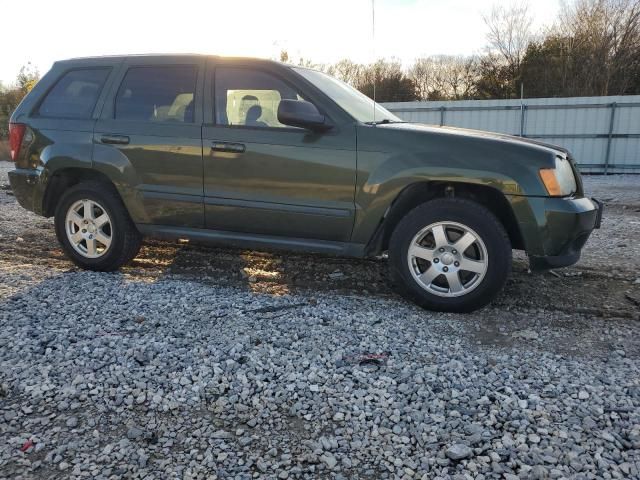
[389,198,512,312]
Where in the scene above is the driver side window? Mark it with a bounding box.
[215,67,307,128]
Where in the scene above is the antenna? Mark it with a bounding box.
[372,0,376,125]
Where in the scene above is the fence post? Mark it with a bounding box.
[439,106,445,126]
[604,102,617,175]
[520,104,527,137]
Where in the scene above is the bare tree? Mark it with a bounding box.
[326,59,364,86]
[276,0,640,103]
[408,56,478,100]
[438,56,478,99]
[356,58,418,102]
[408,58,434,99]
[276,49,325,70]
[483,2,534,73]
[558,0,640,95]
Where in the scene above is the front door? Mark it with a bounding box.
[94,57,205,227]
[202,63,356,242]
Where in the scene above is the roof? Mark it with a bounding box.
[58,53,284,65]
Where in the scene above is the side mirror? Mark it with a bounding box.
[277,100,331,132]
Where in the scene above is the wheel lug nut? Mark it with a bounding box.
[452,249,457,254]
[443,266,449,272]
[439,247,445,252]
[82,229,86,233]
[454,261,460,267]
[433,258,439,263]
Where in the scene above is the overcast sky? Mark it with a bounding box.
[1,0,560,85]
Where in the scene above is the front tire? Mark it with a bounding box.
[389,198,512,312]
[54,181,142,271]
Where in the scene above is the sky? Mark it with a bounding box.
[1,0,560,85]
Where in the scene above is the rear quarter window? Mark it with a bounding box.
[38,68,110,119]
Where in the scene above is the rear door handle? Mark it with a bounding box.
[100,134,130,145]
[211,141,245,153]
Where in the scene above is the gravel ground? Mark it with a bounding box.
[0,161,639,479]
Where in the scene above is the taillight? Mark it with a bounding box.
[9,123,26,162]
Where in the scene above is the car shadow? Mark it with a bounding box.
[131,239,393,298]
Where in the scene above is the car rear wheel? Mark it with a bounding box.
[54,182,142,271]
[389,198,512,312]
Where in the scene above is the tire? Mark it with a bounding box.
[54,181,142,271]
[388,198,511,313]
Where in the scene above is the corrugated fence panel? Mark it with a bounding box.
[384,95,640,174]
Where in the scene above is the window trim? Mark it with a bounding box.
[34,67,112,120]
[112,64,199,124]
[212,65,327,132]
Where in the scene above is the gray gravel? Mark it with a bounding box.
[1,161,639,479]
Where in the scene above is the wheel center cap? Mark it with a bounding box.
[86,223,96,234]
[441,252,454,265]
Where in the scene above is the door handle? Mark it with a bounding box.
[211,142,245,153]
[100,134,130,145]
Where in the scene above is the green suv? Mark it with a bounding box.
[7,55,602,312]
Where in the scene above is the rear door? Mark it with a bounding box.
[94,56,205,227]
[202,61,357,242]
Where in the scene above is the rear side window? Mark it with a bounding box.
[38,68,110,119]
[115,66,197,123]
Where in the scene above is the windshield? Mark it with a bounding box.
[293,67,402,124]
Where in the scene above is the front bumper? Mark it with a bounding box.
[527,196,602,271]
[7,168,47,216]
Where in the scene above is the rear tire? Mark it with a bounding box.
[54,181,142,271]
[389,198,511,312]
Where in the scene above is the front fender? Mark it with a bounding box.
[351,125,556,245]
[351,154,525,244]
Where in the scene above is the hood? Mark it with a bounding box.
[378,122,568,157]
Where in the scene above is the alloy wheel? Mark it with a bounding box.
[65,199,113,258]
[407,221,488,297]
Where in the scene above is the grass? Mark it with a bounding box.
[0,140,10,161]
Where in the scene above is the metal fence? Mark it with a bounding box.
[383,95,640,174]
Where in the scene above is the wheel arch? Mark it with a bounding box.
[365,181,525,255]
[42,168,119,217]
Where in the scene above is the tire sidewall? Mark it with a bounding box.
[389,200,511,312]
[55,185,127,270]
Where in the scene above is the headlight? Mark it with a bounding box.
[539,157,577,197]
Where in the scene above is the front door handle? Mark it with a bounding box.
[100,134,130,145]
[211,141,245,153]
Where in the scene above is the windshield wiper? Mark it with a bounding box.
[365,119,406,125]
